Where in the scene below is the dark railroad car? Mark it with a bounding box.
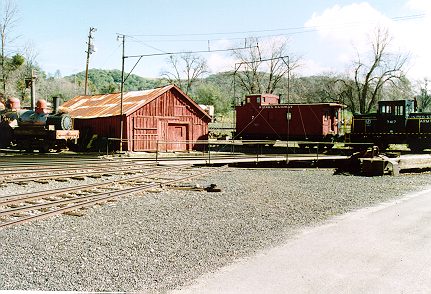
[235,94,343,145]
[350,99,431,152]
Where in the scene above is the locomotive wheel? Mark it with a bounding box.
[39,145,50,153]
[0,124,12,148]
[408,141,425,153]
[377,143,389,151]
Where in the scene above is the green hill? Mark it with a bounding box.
[67,69,166,94]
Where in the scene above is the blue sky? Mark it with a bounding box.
[9,0,430,80]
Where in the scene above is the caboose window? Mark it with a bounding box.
[256,97,261,103]
[247,97,250,103]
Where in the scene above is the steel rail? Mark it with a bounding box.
[0,164,173,184]
[0,165,225,228]
[0,164,192,205]
[0,161,156,175]
[0,159,144,169]
[0,157,114,165]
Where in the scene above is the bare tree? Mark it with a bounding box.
[232,37,299,95]
[161,53,208,95]
[349,28,408,113]
[416,78,431,111]
[0,0,20,96]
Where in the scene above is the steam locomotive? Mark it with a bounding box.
[0,97,79,152]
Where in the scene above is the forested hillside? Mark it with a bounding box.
[68,69,165,95]
[5,67,423,116]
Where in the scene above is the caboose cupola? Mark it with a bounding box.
[245,94,280,106]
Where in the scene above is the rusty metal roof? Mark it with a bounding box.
[62,85,211,119]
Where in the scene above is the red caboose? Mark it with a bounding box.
[235,94,343,143]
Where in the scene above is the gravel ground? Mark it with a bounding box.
[1,167,431,292]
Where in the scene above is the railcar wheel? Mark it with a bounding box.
[0,124,12,148]
[408,141,425,153]
[377,143,389,151]
[39,145,49,153]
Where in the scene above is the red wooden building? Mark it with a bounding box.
[63,85,211,151]
[236,93,343,142]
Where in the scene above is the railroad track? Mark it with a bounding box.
[0,160,154,175]
[0,165,225,228]
[0,162,164,184]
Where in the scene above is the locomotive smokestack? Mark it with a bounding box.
[30,69,37,110]
[52,96,60,114]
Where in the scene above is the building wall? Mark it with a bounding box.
[73,88,209,152]
[126,89,209,151]
[73,116,122,150]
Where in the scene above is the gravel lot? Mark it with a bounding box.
[1,167,431,292]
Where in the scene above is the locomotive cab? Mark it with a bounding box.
[376,100,415,134]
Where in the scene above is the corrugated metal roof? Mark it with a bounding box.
[63,85,210,119]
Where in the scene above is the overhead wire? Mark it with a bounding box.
[124,45,258,59]
[117,12,426,65]
[126,13,425,39]
[114,12,426,89]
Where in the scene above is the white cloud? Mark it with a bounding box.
[304,1,431,80]
[305,3,394,59]
[297,58,335,76]
[207,53,237,73]
[407,0,431,11]
[399,0,431,79]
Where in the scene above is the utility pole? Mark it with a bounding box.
[84,27,97,95]
[119,34,125,153]
[1,29,5,95]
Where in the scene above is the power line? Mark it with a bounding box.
[120,12,426,55]
[123,45,258,59]
[128,36,168,54]
[125,13,425,39]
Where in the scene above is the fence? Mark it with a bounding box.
[105,137,360,164]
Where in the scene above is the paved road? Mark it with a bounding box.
[174,188,431,293]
